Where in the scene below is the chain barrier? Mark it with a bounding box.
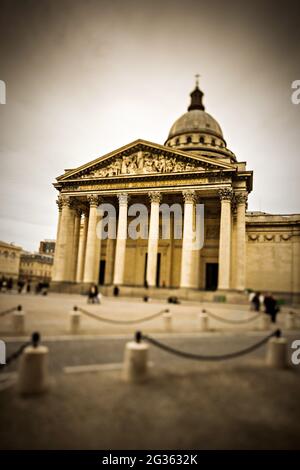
[289,310,300,319]
[135,329,281,361]
[75,306,170,325]
[0,305,22,318]
[202,308,261,325]
[0,332,40,371]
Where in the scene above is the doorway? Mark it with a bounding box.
[205,263,218,291]
[99,260,106,285]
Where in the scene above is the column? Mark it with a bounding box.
[292,232,300,296]
[105,237,116,284]
[71,208,81,282]
[52,196,63,281]
[76,210,89,282]
[83,195,101,284]
[218,188,232,290]
[166,212,174,287]
[146,192,161,287]
[235,192,247,291]
[52,195,75,282]
[180,190,196,288]
[113,193,129,285]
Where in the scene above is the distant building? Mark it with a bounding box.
[19,252,53,282]
[0,241,22,280]
[39,239,56,256]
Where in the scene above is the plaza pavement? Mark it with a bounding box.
[1,291,300,450]
[1,350,300,450]
[0,291,299,338]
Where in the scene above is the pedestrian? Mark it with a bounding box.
[248,290,255,310]
[113,285,119,297]
[26,280,31,294]
[251,292,261,312]
[88,284,98,304]
[18,279,25,294]
[264,292,280,323]
[7,277,13,292]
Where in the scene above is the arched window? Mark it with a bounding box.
[200,136,205,144]
[186,136,192,144]
[175,138,180,145]
[211,138,216,146]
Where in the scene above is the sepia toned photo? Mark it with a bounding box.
[0,0,299,463]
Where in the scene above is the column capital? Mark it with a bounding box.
[87,194,101,207]
[182,190,196,204]
[218,188,233,201]
[56,195,63,211]
[60,195,73,208]
[148,191,162,204]
[117,193,129,205]
[234,192,248,205]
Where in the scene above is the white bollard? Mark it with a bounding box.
[122,339,149,383]
[163,312,172,332]
[198,313,209,332]
[259,314,271,330]
[266,336,288,369]
[285,313,296,330]
[70,309,81,334]
[12,310,25,334]
[18,340,49,395]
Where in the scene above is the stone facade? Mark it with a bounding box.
[19,252,53,281]
[51,85,300,303]
[0,240,22,279]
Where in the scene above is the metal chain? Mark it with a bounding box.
[202,308,261,325]
[0,305,22,318]
[138,329,280,361]
[289,311,300,319]
[0,332,40,371]
[76,306,169,325]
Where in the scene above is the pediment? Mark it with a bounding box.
[57,139,233,182]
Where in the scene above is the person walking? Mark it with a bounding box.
[264,293,280,323]
[251,292,261,312]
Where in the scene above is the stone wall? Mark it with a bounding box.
[245,213,300,302]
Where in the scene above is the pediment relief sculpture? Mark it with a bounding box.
[80,152,204,179]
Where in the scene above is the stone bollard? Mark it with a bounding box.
[285,312,296,330]
[163,312,172,332]
[70,307,81,334]
[198,313,209,332]
[12,306,25,334]
[18,332,49,395]
[266,332,287,369]
[259,314,271,330]
[122,332,149,383]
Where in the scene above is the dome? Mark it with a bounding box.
[168,109,223,140]
[164,80,228,154]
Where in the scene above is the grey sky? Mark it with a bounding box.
[0,0,299,251]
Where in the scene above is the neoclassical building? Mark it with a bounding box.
[52,83,300,303]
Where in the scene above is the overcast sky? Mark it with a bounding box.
[0,0,299,251]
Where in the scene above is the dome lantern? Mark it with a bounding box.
[188,75,205,111]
